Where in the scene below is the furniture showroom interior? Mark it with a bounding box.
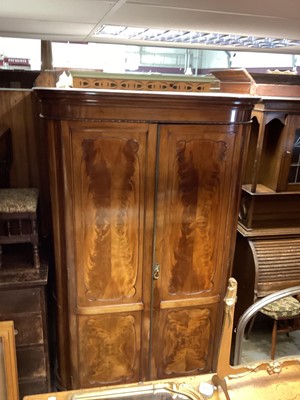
[0,1,300,400]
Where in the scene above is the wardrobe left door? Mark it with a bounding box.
[61,121,157,388]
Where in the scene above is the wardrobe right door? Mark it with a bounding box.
[151,123,243,379]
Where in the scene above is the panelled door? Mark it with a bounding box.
[151,124,238,379]
[65,120,240,387]
[68,121,157,387]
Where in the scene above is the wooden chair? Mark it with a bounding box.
[0,188,40,269]
[260,296,300,359]
[234,285,300,365]
[0,126,40,269]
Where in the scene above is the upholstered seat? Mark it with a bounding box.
[0,188,39,213]
[260,296,300,359]
[0,188,40,268]
[261,296,300,319]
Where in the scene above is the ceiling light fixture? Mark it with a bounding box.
[93,25,300,50]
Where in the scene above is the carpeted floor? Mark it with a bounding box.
[240,313,300,364]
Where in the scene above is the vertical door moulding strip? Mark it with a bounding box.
[148,125,161,379]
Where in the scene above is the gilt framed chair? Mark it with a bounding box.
[235,285,300,364]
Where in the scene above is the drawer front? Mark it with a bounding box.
[17,346,47,380]
[0,287,41,314]
[13,314,44,346]
[19,379,50,399]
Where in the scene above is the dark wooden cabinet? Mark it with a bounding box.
[35,88,257,389]
[0,259,50,398]
[233,98,300,326]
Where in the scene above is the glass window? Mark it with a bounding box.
[0,37,41,70]
[288,129,300,184]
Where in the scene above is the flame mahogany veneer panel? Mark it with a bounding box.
[71,124,148,306]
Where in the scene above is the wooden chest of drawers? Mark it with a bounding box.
[0,252,50,398]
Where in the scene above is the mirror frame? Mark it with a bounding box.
[0,321,19,400]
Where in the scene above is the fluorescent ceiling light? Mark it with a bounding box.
[93,25,300,50]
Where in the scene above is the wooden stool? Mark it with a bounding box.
[0,188,40,268]
[260,296,300,359]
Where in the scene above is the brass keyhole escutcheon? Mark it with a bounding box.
[153,263,160,280]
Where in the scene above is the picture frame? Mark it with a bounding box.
[0,321,19,400]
